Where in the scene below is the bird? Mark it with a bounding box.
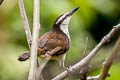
[18,7,80,69]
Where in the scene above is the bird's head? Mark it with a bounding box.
[52,7,80,39]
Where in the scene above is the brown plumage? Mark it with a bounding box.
[37,31,69,56]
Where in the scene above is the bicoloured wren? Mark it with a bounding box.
[18,7,79,69]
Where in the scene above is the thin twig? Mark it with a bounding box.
[80,65,89,80]
[52,24,120,80]
[28,0,40,79]
[82,36,89,57]
[18,0,32,49]
[98,37,120,80]
[81,37,89,80]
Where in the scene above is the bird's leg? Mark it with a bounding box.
[62,65,72,80]
[58,54,70,71]
[61,58,72,72]
[58,54,72,79]
[60,56,67,70]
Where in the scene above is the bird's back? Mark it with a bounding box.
[37,31,69,56]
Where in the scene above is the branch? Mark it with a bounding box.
[87,74,100,80]
[18,0,32,49]
[52,24,120,80]
[80,37,89,80]
[28,0,40,79]
[87,73,110,80]
[98,36,120,80]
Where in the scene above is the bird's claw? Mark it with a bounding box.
[63,66,72,72]
[63,66,72,79]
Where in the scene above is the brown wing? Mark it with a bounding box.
[38,32,69,55]
[38,32,50,48]
[44,38,58,51]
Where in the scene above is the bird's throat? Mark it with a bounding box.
[60,24,70,39]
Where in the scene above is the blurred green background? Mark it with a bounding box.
[0,0,120,80]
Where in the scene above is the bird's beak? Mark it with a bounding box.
[69,7,80,15]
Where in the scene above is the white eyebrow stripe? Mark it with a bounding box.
[56,12,69,24]
[56,14,66,24]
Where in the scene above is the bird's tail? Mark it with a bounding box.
[18,51,30,61]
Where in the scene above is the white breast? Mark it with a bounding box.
[60,24,70,39]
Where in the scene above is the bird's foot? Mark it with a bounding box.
[63,66,72,72]
[63,66,72,79]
